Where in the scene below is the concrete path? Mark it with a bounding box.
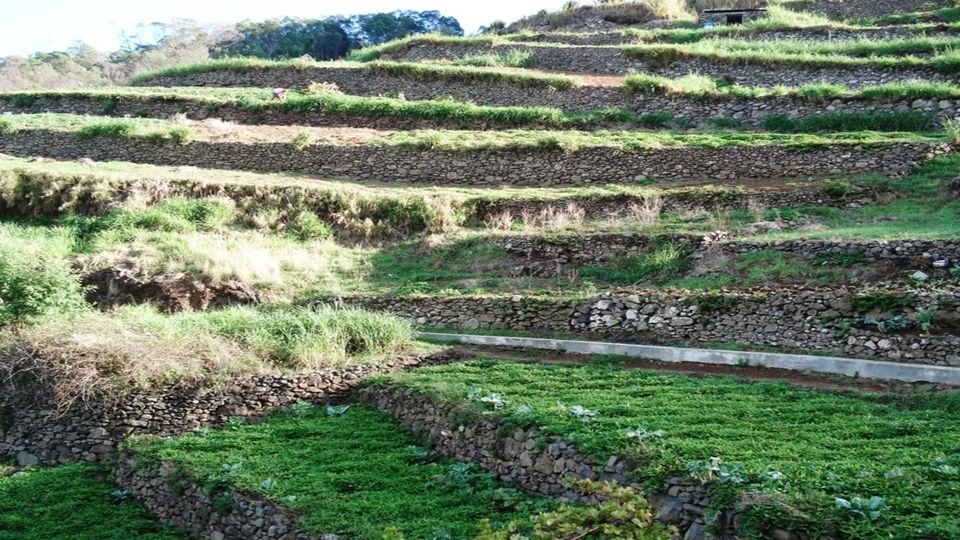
[418,332,960,385]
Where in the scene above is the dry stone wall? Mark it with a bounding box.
[361,385,742,540]
[8,91,960,129]
[385,42,952,86]
[1,130,948,185]
[115,457,314,540]
[798,0,956,20]
[493,234,960,267]
[472,185,872,222]
[0,354,447,467]
[327,289,960,366]
[137,65,620,111]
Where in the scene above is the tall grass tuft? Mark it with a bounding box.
[2,305,414,408]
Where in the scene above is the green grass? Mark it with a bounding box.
[0,464,185,540]
[126,404,551,539]
[363,61,578,89]
[622,37,960,73]
[3,86,838,131]
[578,242,691,286]
[128,57,320,84]
[451,50,537,68]
[377,360,960,539]
[382,128,943,152]
[761,111,936,133]
[344,33,498,62]
[129,57,579,89]
[867,7,960,25]
[0,113,194,143]
[7,113,938,149]
[623,73,960,102]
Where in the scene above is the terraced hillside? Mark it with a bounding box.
[2,1,960,539]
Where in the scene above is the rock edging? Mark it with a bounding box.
[360,383,738,540]
[0,352,459,467]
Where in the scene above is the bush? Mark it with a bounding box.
[167,127,194,144]
[289,131,313,151]
[580,242,691,285]
[74,121,135,140]
[0,244,89,326]
[286,211,332,241]
[0,117,14,135]
[477,480,673,540]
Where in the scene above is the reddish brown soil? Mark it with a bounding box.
[83,267,259,312]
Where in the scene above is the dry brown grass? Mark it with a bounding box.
[628,194,663,225]
[1,312,260,412]
[485,202,586,231]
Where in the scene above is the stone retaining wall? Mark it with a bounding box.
[114,457,313,540]
[0,354,447,466]
[1,130,947,186]
[361,384,740,540]
[0,165,865,227]
[326,289,960,366]
[493,233,960,267]
[472,184,874,222]
[799,0,956,20]
[385,42,952,86]
[7,90,960,129]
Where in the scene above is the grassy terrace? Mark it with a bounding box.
[2,86,954,133]
[2,113,944,148]
[621,40,960,72]
[0,86,711,130]
[1,154,958,299]
[0,464,185,540]
[126,404,554,539]
[130,59,579,89]
[120,57,960,104]
[338,30,960,72]
[377,360,960,539]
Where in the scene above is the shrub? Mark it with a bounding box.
[708,117,739,128]
[850,292,917,314]
[289,131,313,151]
[0,244,89,326]
[0,117,14,135]
[167,127,194,144]
[286,211,332,241]
[580,242,691,285]
[74,121,135,140]
[306,81,343,95]
[636,112,675,128]
[477,480,673,539]
[12,95,37,108]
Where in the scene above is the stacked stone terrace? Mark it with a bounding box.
[3,8,960,539]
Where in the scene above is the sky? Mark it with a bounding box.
[0,0,571,57]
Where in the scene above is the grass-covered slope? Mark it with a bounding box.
[377,359,960,539]
[0,464,185,540]
[127,404,552,539]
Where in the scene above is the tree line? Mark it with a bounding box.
[0,10,463,90]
